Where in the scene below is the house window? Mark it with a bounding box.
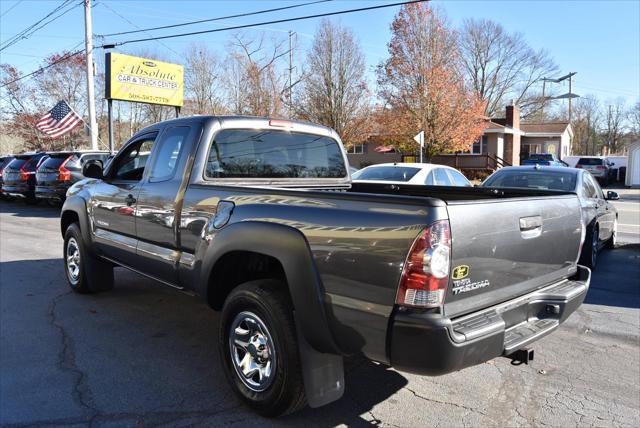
[472,136,488,154]
[347,143,364,154]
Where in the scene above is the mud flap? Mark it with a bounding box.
[297,328,344,408]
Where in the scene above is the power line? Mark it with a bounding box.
[99,0,426,48]
[0,0,24,18]
[99,0,333,38]
[98,2,181,57]
[0,0,81,52]
[1,46,84,88]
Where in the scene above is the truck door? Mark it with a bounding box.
[134,125,196,285]
[90,133,157,262]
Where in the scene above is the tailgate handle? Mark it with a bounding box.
[520,216,542,238]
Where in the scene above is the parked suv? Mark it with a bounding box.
[36,151,110,203]
[1,153,49,203]
[575,157,615,185]
[0,155,15,199]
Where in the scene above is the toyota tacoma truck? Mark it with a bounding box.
[60,116,590,416]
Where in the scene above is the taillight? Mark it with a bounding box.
[58,156,72,181]
[396,220,451,308]
[596,165,606,170]
[575,164,582,168]
[19,162,30,181]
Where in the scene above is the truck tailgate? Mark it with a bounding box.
[444,195,583,317]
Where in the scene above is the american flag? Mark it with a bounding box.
[36,100,82,138]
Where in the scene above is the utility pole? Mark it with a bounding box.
[568,73,574,122]
[84,0,99,150]
[288,30,294,117]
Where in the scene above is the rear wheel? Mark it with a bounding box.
[63,223,114,293]
[579,225,599,269]
[219,280,306,417]
[605,219,617,249]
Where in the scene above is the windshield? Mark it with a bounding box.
[528,154,553,160]
[577,158,603,166]
[352,166,420,182]
[483,169,577,191]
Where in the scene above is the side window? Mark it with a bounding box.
[425,171,435,185]
[582,174,598,199]
[587,174,604,199]
[434,168,452,186]
[447,169,471,187]
[148,126,189,182]
[110,134,157,181]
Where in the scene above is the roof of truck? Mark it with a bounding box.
[136,115,335,138]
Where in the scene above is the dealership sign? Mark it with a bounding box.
[105,53,184,107]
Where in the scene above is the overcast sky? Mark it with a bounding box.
[1,0,639,109]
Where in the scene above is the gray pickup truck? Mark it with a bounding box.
[60,116,590,416]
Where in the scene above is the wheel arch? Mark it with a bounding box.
[60,195,92,248]
[199,221,341,355]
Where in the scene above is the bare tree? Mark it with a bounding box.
[184,43,225,115]
[604,98,626,154]
[629,101,640,138]
[459,18,558,119]
[296,20,370,144]
[223,33,288,116]
[570,95,602,155]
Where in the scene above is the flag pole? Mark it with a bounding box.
[65,101,109,150]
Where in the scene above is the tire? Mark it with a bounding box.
[24,196,39,205]
[579,225,599,269]
[219,280,306,417]
[63,223,114,293]
[605,218,617,249]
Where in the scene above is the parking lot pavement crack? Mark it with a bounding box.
[404,387,488,417]
[48,290,100,419]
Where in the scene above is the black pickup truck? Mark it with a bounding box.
[60,116,590,416]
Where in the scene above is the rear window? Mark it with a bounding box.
[353,166,420,182]
[483,170,577,191]
[577,158,603,165]
[5,158,28,170]
[205,129,346,179]
[40,154,72,169]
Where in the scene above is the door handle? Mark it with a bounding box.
[125,194,137,206]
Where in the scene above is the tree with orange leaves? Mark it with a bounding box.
[377,3,485,159]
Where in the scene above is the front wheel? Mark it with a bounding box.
[63,223,114,293]
[219,280,306,417]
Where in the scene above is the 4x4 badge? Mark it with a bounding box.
[452,265,469,280]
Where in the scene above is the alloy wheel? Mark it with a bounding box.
[229,311,276,392]
[66,237,81,284]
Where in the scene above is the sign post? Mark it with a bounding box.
[413,131,424,163]
[105,52,184,151]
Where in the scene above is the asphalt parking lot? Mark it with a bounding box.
[1,195,639,427]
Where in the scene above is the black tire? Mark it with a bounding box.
[219,280,306,417]
[579,225,599,269]
[63,223,114,293]
[605,218,617,249]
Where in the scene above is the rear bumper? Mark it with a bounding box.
[1,183,32,198]
[389,266,590,376]
[36,185,68,200]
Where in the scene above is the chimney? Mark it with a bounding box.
[506,101,520,130]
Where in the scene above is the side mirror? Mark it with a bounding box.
[83,160,103,179]
[610,162,615,166]
[606,191,620,200]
